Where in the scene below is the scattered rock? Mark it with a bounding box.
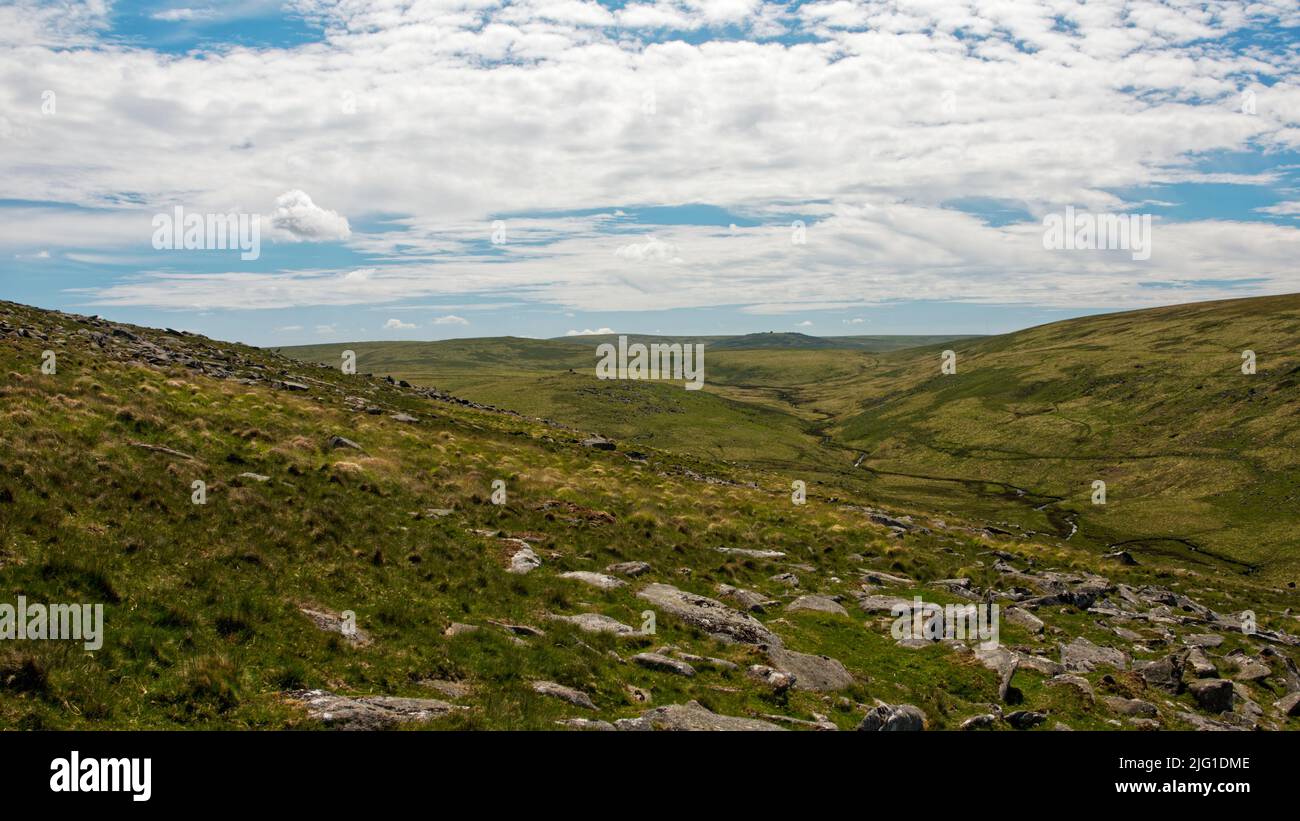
[1104,696,1158,718]
[299,605,371,646]
[747,665,796,694]
[786,595,848,617]
[1274,691,1300,717]
[1186,646,1218,678]
[769,572,800,588]
[1004,606,1045,634]
[560,571,627,590]
[1184,633,1224,648]
[716,547,786,559]
[1134,653,1184,694]
[765,646,854,692]
[631,652,696,677]
[555,718,615,731]
[960,713,999,731]
[290,689,460,730]
[1060,636,1128,672]
[857,703,926,731]
[605,561,652,577]
[390,412,418,423]
[508,546,541,574]
[443,622,479,637]
[238,472,270,482]
[531,680,596,710]
[328,435,363,451]
[636,583,782,647]
[420,679,472,699]
[615,701,785,731]
[1188,678,1235,713]
[716,584,776,612]
[1046,674,1094,703]
[581,436,616,450]
[1004,710,1047,730]
[547,613,636,635]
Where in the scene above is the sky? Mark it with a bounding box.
[1,0,1298,347]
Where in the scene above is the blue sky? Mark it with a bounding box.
[2,0,1299,345]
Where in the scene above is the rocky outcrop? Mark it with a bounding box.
[636,583,782,646]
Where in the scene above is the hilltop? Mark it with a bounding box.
[2,298,1298,731]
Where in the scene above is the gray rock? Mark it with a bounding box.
[508,546,541,574]
[960,713,999,730]
[856,594,912,613]
[1234,660,1271,683]
[238,472,271,482]
[1274,691,1300,717]
[1134,653,1184,694]
[632,652,697,677]
[1184,633,1224,648]
[857,703,926,731]
[291,689,461,730]
[390,413,418,423]
[1060,636,1128,672]
[716,547,786,559]
[1186,646,1218,678]
[299,605,371,646]
[716,584,776,612]
[765,646,854,692]
[747,665,796,694]
[328,435,362,451]
[786,595,849,617]
[581,436,616,450]
[1004,710,1047,730]
[555,718,615,731]
[531,680,596,710]
[547,613,636,635]
[1046,674,1094,703]
[1104,696,1158,717]
[1188,678,1235,713]
[769,572,800,588]
[636,583,782,647]
[1004,606,1045,634]
[605,561,652,577]
[615,701,786,731]
[560,571,627,590]
[443,622,479,636]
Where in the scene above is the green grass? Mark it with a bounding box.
[2,297,1297,731]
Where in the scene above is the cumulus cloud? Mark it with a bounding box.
[796,320,813,327]
[432,314,469,325]
[614,237,683,264]
[151,8,213,22]
[269,190,351,243]
[566,327,616,336]
[384,318,415,329]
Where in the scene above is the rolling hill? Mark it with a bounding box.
[3,297,1297,732]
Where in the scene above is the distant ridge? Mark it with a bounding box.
[551,331,982,351]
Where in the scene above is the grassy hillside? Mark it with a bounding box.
[281,295,1300,584]
[5,298,1298,731]
[830,294,1300,581]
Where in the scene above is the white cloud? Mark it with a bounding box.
[843,317,865,324]
[314,324,336,334]
[1257,201,1300,217]
[614,236,683,264]
[566,327,616,336]
[384,318,415,329]
[6,0,1300,319]
[432,314,469,325]
[151,8,213,22]
[269,190,351,243]
[277,324,303,331]
[796,320,813,327]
